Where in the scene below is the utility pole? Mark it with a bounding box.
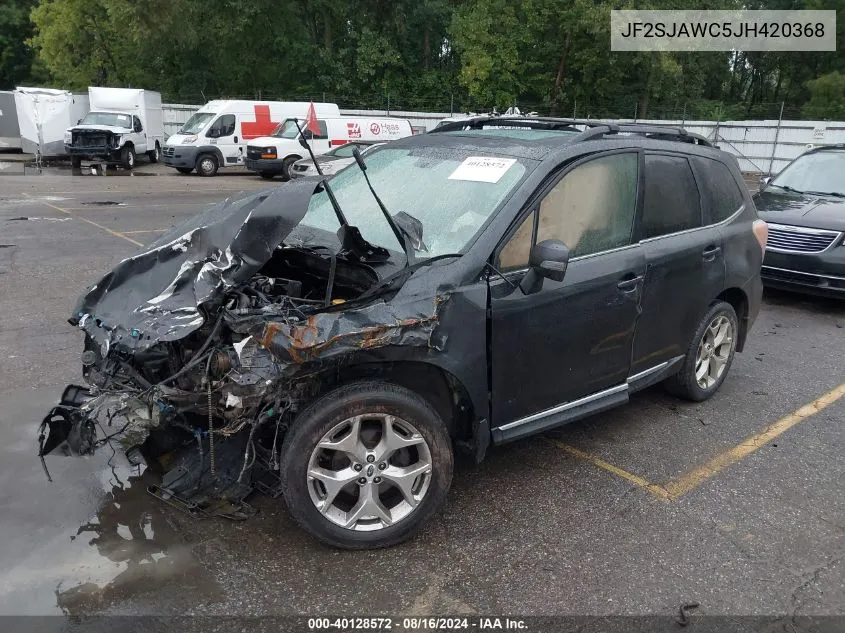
[768,101,785,176]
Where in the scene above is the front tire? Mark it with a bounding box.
[147,142,161,163]
[281,382,454,550]
[121,145,136,170]
[664,301,738,402]
[280,155,299,181]
[196,153,218,177]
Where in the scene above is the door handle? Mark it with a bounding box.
[234,136,238,143]
[617,273,643,292]
[702,245,722,261]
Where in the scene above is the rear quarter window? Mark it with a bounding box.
[691,157,746,223]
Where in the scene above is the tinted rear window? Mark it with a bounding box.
[692,156,745,223]
[641,154,702,239]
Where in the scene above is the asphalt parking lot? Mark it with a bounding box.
[1,161,844,624]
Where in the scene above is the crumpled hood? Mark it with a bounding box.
[72,179,319,355]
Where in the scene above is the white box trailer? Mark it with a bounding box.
[0,91,22,151]
[64,87,165,168]
[14,87,89,156]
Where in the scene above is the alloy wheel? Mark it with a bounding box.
[306,413,433,532]
[695,315,733,389]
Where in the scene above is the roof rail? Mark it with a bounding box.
[430,116,608,134]
[431,116,713,147]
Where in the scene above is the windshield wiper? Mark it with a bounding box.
[350,147,415,268]
[804,190,845,198]
[293,120,389,264]
[768,183,805,194]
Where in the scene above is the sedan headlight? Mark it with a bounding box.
[181,135,197,144]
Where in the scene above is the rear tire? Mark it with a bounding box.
[281,382,454,550]
[147,142,160,163]
[176,167,193,175]
[196,153,218,177]
[258,171,276,180]
[664,301,738,402]
[121,145,136,170]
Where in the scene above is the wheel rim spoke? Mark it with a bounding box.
[695,357,711,383]
[373,415,425,462]
[344,482,393,528]
[308,466,358,513]
[382,462,431,508]
[317,415,364,461]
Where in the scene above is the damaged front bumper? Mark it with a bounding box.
[37,179,451,519]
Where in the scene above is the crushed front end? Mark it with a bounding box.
[37,179,445,519]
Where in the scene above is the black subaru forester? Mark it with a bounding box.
[39,117,767,549]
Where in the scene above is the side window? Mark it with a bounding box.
[333,144,357,158]
[132,116,142,132]
[498,210,535,270]
[691,156,745,223]
[207,114,235,137]
[303,121,328,140]
[641,155,701,239]
[536,152,638,258]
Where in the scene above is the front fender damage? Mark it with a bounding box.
[39,286,450,518]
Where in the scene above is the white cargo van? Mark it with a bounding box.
[163,100,340,176]
[64,87,163,168]
[245,116,412,180]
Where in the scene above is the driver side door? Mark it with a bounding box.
[206,114,241,165]
[489,150,646,443]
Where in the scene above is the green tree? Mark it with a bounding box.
[802,71,845,118]
[0,0,38,88]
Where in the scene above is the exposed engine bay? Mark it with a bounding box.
[37,179,446,519]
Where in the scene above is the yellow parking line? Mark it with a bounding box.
[548,381,845,501]
[548,439,672,501]
[663,381,845,498]
[27,197,143,247]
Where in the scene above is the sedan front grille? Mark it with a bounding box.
[765,223,842,254]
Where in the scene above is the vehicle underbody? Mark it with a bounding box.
[38,180,448,519]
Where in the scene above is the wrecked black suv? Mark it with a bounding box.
[39,117,766,549]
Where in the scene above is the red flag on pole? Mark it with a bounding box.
[304,101,321,136]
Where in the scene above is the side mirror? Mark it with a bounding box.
[77,119,82,125]
[519,239,569,295]
[759,176,771,191]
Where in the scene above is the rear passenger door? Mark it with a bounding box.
[631,152,725,376]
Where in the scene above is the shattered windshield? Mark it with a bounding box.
[300,147,531,258]
[80,112,132,128]
[180,112,215,135]
[770,150,845,196]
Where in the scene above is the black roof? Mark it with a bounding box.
[380,116,728,164]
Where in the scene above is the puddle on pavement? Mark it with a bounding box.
[0,161,156,177]
[0,461,223,615]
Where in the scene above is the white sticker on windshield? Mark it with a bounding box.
[448,156,517,183]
